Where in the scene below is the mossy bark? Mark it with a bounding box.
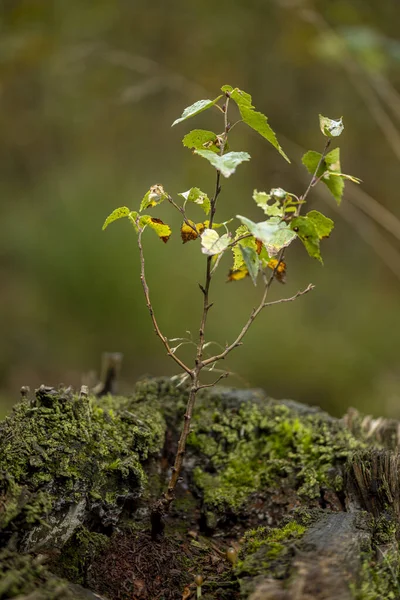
[0,378,399,599]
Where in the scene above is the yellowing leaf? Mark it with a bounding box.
[139,215,171,243]
[140,184,169,211]
[227,267,249,282]
[267,258,287,283]
[180,220,206,243]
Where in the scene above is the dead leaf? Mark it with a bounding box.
[267,258,287,283]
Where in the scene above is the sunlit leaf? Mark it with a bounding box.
[290,216,322,263]
[302,148,344,205]
[182,129,220,153]
[172,96,223,126]
[140,184,169,212]
[201,228,231,255]
[240,246,260,286]
[222,85,290,162]
[194,149,250,178]
[180,220,206,243]
[306,210,334,239]
[236,215,296,256]
[139,215,171,243]
[227,266,249,282]
[102,207,131,230]
[253,189,284,217]
[178,187,211,215]
[319,114,344,137]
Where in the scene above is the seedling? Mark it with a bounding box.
[103,85,359,538]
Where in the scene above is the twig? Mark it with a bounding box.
[298,138,331,211]
[136,227,192,376]
[167,196,199,235]
[263,283,314,307]
[197,372,229,390]
[202,248,285,367]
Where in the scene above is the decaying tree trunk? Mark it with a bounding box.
[1,378,399,600]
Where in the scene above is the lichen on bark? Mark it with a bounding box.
[0,384,165,550]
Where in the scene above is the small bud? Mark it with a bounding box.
[194,574,204,586]
[226,547,238,565]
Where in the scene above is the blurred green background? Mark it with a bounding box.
[1,0,400,418]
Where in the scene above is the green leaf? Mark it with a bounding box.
[102,207,131,230]
[290,216,322,263]
[319,114,344,137]
[194,149,251,178]
[306,210,334,239]
[240,246,260,286]
[201,228,231,255]
[139,215,172,243]
[139,184,169,212]
[222,85,290,162]
[236,215,296,256]
[182,129,220,153]
[231,225,257,270]
[172,96,223,126]
[253,189,286,217]
[178,188,211,215]
[302,148,344,205]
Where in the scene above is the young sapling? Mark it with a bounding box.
[103,85,359,538]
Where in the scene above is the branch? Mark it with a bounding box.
[197,372,229,390]
[136,228,192,375]
[202,248,284,367]
[263,283,314,307]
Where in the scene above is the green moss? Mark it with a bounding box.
[189,394,363,512]
[0,548,73,599]
[0,385,165,537]
[54,526,109,585]
[351,548,400,600]
[234,519,307,596]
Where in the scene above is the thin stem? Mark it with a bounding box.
[137,228,192,375]
[196,95,230,366]
[262,283,314,307]
[197,372,229,389]
[298,138,331,214]
[167,196,199,235]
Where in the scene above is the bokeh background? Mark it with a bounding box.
[1,0,400,417]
